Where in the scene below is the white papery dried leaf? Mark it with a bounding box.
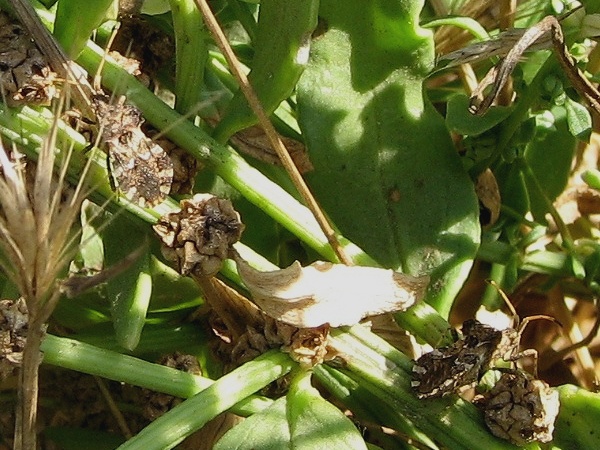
[234,253,428,328]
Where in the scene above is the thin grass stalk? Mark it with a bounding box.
[0,94,92,448]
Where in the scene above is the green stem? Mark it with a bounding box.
[116,350,294,450]
[40,334,275,416]
[169,0,207,116]
[520,158,575,249]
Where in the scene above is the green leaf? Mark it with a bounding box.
[215,371,367,450]
[555,385,600,449]
[169,0,208,116]
[74,200,105,272]
[102,215,152,351]
[54,0,115,58]
[582,168,600,190]
[297,0,480,316]
[564,95,592,141]
[495,162,529,221]
[214,398,291,450]
[213,0,319,142]
[446,94,513,136]
[524,106,576,222]
[287,371,368,449]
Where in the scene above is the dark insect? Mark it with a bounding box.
[411,319,520,399]
[93,95,173,207]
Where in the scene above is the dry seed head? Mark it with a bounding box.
[153,194,244,277]
[0,112,90,320]
[481,370,560,445]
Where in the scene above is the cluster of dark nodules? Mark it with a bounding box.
[411,319,559,445]
[0,12,57,107]
[153,194,244,278]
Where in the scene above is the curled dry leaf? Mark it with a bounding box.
[233,252,428,328]
[476,169,501,227]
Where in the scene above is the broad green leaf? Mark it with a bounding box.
[215,371,368,450]
[287,371,368,449]
[297,0,480,315]
[524,106,576,223]
[214,397,291,450]
[446,95,513,136]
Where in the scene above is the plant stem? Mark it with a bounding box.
[15,317,43,450]
[194,0,352,265]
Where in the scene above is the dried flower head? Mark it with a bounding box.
[153,194,244,277]
[0,119,89,325]
[480,370,560,445]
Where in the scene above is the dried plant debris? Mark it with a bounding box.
[477,370,560,445]
[145,126,200,195]
[213,311,333,370]
[153,194,244,277]
[412,319,521,399]
[234,251,428,328]
[0,298,28,380]
[142,353,201,421]
[112,14,175,81]
[0,11,57,106]
[464,16,600,116]
[93,94,173,207]
[229,125,313,174]
[475,169,501,227]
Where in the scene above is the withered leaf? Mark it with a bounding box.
[234,253,428,328]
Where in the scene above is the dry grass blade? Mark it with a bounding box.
[0,98,92,450]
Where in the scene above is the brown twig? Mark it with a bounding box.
[470,15,600,117]
[193,0,352,265]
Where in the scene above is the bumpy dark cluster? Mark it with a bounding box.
[93,95,173,208]
[0,12,56,107]
[412,320,516,399]
[0,298,29,380]
[412,319,560,445]
[153,194,244,277]
[479,370,559,445]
